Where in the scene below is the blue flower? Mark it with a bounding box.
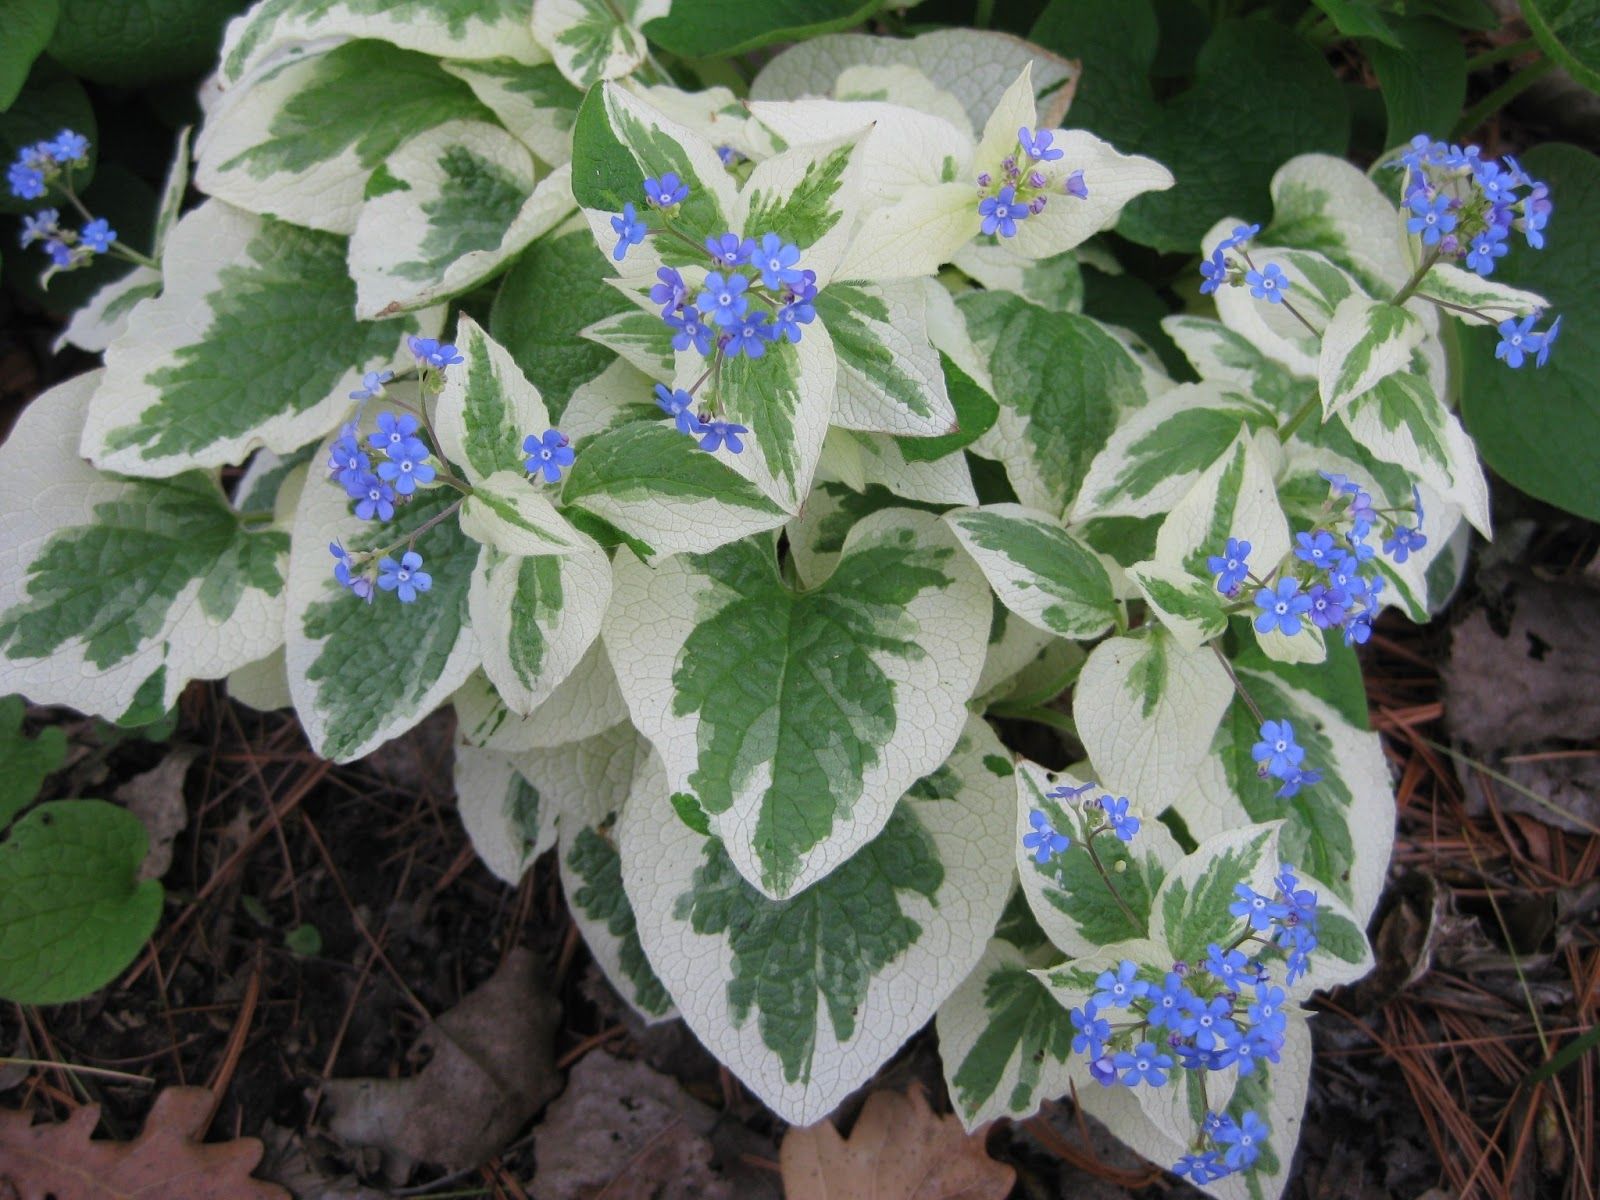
[1088,1053,1118,1088]
[1146,973,1191,1030]
[1202,943,1252,993]
[643,172,688,207]
[352,473,397,522]
[1182,993,1239,1050]
[610,202,646,261]
[785,268,819,305]
[1217,223,1261,253]
[1294,530,1337,568]
[1113,1042,1172,1088]
[43,239,74,268]
[1252,719,1304,779]
[1207,537,1251,595]
[716,145,744,167]
[754,232,803,291]
[978,185,1029,238]
[1063,169,1088,199]
[1494,315,1544,369]
[1018,125,1064,161]
[330,541,373,602]
[1022,809,1071,864]
[377,443,435,495]
[19,208,57,246]
[650,266,689,315]
[1406,192,1457,245]
[8,162,45,200]
[1070,1002,1111,1057]
[727,312,775,359]
[1536,313,1561,366]
[1274,765,1322,799]
[666,310,715,355]
[773,299,815,344]
[1245,262,1290,303]
[654,383,704,436]
[705,232,754,268]
[696,271,750,327]
[1231,883,1289,931]
[349,369,393,401]
[698,419,748,454]
[1198,249,1229,295]
[1047,780,1096,802]
[1254,579,1312,636]
[1465,225,1509,276]
[47,130,88,162]
[1247,983,1287,1035]
[1382,524,1426,564]
[523,429,575,483]
[369,411,420,453]
[408,336,439,367]
[1235,1025,1284,1076]
[1092,960,1148,1009]
[1306,582,1348,630]
[1100,794,1140,842]
[1174,1152,1227,1183]
[1216,1111,1269,1170]
[378,551,431,603]
[79,217,115,253]
[328,428,370,487]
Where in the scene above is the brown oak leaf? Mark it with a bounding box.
[779,1085,1015,1200]
[0,1086,288,1200]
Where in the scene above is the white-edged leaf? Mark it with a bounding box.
[936,934,1077,1129]
[1267,153,1410,293]
[470,535,609,716]
[1007,130,1174,261]
[453,641,626,751]
[453,739,555,884]
[1208,229,1364,378]
[561,420,789,558]
[434,313,550,481]
[285,443,480,763]
[1317,295,1425,418]
[228,648,293,712]
[1071,382,1278,522]
[53,267,162,356]
[1338,372,1491,535]
[603,508,990,899]
[1073,628,1234,820]
[580,305,676,382]
[1161,316,1314,420]
[198,41,495,235]
[1150,822,1283,963]
[549,724,674,1020]
[1410,262,1548,325]
[459,474,579,557]
[218,0,543,88]
[621,718,1015,1124]
[734,130,865,288]
[751,28,1079,138]
[1013,761,1184,958]
[945,504,1118,640]
[351,119,574,318]
[82,201,435,477]
[0,372,290,721]
[815,278,955,437]
[532,0,670,89]
[440,57,580,167]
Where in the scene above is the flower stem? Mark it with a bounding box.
[1083,836,1143,932]
[1276,391,1322,443]
[1210,641,1265,724]
[1390,249,1440,307]
[359,497,465,564]
[1466,38,1538,72]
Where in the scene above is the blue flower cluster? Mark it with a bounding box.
[1062,862,1321,1182]
[1396,136,1560,366]
[1023,781,1141,865]
[974,125,1088,239]
[1198,223,1292,306]
[1210,472,1428,648]
[1396,135,1549,274]
[9,130,120,273]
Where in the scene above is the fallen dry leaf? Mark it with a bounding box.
[115,746,197,881]
[324,946,562,1180]
[0,1086,287,1200]
[530,1051,740,1200]
[780,1084,1015,1200]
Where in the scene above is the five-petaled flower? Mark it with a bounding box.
[978,185,1028,238]
[611,202,647,261]
[1207,537,1251,594]
[1022,808,1070,863]
[378,551,432,603]
[524,429,575,483]
[1254,578,1312,636]
[1245,262,1290,303]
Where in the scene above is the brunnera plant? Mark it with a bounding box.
[0,3,1563,1195]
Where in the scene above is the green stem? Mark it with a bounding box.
[974,0,995,27]
[109,241,160,269]
[1277,392,1322,444]
[1465,37,1538,73]
[1452,56,1556,141]
[1209,641,1265,725]
[1390,249,1440,307]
